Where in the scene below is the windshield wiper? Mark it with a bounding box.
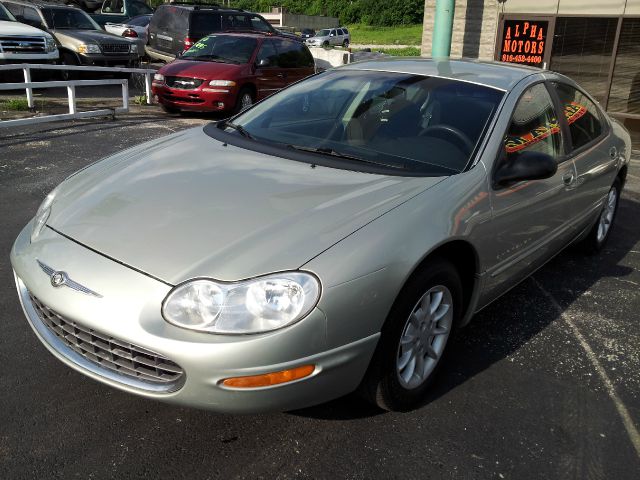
[286,144,405,170]
[224,121,253,139]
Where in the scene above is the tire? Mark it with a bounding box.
[161,103,180,114]
[342,40,349,48]
[359,259,462,411]
[59,52,79,80]
[322,41,330,48]
[234,87,254,114]
[579,178,621,254]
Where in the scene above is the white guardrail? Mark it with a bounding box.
[0,63,155,128]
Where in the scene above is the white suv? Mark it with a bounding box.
[0,2,58,64]
[305,27,350,48]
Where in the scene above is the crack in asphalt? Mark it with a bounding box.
[533,277,640,458]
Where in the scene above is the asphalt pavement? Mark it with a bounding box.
[1,113,639,479]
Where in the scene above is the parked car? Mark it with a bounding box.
[0,2,58,65]
[152,32,315,114]
[146,3,278,63]
[104,13,150,57]
[305,27,350,48]
[1,1,139,72]
[300,27,314,39]
[11,59,630,413]
[90,0,152,27]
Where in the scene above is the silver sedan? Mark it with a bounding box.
[11,59,631,412]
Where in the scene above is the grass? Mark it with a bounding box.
[347,24,423,46]
[0,98,30,111]
[355,46,422,56]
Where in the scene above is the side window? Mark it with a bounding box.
[330,29,336,37]
[552,82,603,151]
[342,28,349,35]
[250,14,272,33]
[256,39,278,67]
[298,43,315,68]
[504,83,564,161]
[274,38,305,68]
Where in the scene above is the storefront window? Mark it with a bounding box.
[550,17,617,104]
[608,18,640,114]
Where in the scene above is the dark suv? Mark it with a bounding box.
[146,3,279,62]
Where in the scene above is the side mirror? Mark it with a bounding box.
[256,58,270,67]
[494,150,558,186]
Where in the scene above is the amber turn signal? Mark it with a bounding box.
[222,365,315,388]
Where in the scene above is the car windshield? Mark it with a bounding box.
[0,3,16,21]
[181,35,257,64]
[316,29,331,36]
[227,70,504,175]
[43,8,101,30]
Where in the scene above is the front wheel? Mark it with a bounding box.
[359,259,462,411]
[579,178,621,253]
[234,87,254,114]
[342,40,349,48]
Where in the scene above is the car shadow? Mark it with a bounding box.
[291,192,640,420]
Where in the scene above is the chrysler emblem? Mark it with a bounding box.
[51,271,66,287]
[37,259,103,298]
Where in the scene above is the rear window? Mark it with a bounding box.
[181,34,257,64]
[190,11,222,39]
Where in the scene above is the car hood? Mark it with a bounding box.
[47,127,443,284]
[0,20,50,37]
[53,29,130,44]
[159,59,244,79]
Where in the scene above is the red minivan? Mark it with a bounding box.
[152,33,316,114]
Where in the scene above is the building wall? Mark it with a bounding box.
[503,0,627,15]
[421,0,500,61]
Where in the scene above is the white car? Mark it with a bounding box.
[305,27,350,48]
[104,14,150,58]
[0,3,58,64]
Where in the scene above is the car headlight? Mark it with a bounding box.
[76,43,101,54]
[153,73,164,83]
[208,80,236,87]
[162,272,321,334]
[31,190,56,242]
[45,37,57,53]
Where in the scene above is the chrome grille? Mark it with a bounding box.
[101,43,130,54]
[28,293,184,387]
[165,76,204,90]
[0,36,46,53]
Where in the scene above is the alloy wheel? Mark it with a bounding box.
[596,186,618,243]
[396,285,453,389]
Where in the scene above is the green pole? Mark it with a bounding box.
[432,0,455,58]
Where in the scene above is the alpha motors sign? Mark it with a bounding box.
[499,19,549,68]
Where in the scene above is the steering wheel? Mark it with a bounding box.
[419,125,475,156]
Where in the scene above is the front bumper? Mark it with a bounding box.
[78,53,138,67]
[0,51,59,63]
[152,83,238,112]
[11,223,378,412]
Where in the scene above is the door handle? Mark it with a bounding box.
[609,147,618,159]
[562,172,575,185]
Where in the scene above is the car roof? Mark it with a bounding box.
[343,57,541,91]
[2,0,79,9]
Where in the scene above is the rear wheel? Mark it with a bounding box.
[579,178,621,253]
[322,40,330,48]
[342,40,349,48]
[359,259,462,411]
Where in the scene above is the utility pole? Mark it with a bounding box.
[431,0,455,57]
